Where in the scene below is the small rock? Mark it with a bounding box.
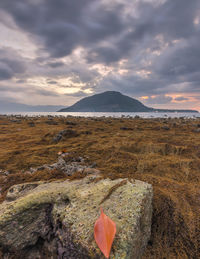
[53,129,79,143]
[10,119,21,123]
[28,122,35,127]
[81,130,92,135]
[120,127,133,131]
[83,168,100,175]
[0,170,11,176]
[162,126,170,130]
[29,167,38,174]
[60,129,78,137]
[53,133,63,143]
[65,121,77,126]
[193,128,200,133]
[45,120,58,125]
[90,162,97,168]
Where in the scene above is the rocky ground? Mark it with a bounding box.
[0,115,200,258]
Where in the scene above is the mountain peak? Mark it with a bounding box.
[100,91,122,95]
[58,91,198,113]
[58,91,151,112]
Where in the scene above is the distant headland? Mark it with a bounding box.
[58,91,198,113]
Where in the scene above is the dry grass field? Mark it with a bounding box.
[0,115,200,258]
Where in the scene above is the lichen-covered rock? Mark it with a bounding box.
[0,175,153,259]
[26,154,89,176]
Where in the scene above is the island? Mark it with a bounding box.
[58,91,198,113]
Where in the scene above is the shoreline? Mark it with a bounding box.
[0,111,200,120]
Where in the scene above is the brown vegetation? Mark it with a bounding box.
[0,115,200,258]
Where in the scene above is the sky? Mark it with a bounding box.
[0,0,200,111]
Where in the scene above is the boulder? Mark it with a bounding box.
[0,175,153,259]
[53,129,79,143]
[26,155,88,176]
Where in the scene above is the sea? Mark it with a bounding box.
[0,112,200,119]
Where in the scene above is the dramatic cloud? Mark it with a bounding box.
[0,0,199,110]
[174,97,189,102]
[0,63,13,80]
[143,95,173,105]
[0,48,27,80]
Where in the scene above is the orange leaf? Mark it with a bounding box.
[94,208,116,258]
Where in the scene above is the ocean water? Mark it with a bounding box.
[1,111,200,118]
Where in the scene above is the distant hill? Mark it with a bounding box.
[58,91,198,113]
[0,100,65,113]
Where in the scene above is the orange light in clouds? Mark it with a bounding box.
[140,96,149,100]
[170,94,193,103]
[168,94,200,111]
[140,93,200,112]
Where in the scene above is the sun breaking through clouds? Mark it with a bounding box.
[0,0,200,110]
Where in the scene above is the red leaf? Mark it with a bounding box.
[94,208,116,258]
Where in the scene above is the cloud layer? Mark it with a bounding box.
[0,0,199,110]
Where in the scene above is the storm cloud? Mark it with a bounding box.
[0,48,26,80]
[0,0,199,109]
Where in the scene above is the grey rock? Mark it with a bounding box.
[60,129,78,137]
[0,176,153,259]
[28,122,35,127]
[193,128,200,133]
[10,119,21,123]
[29,167,38,174]
[45,120,58,125]
[53,129,79,143]
[162,126,170,130]
[53,133,63,143]
[65,121,77,126]
[0,170,11,176]
[90,162,97,168]
[26,155,88,176]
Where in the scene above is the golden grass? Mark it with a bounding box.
[0,115,200,258]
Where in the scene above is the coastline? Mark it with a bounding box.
[0,111,200,119]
